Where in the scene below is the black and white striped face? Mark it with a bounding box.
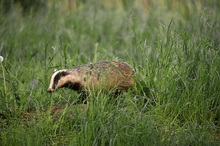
[47,69,67,92]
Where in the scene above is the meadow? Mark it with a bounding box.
[0,0,220,145]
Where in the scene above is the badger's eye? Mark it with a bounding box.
[52,72,62,89]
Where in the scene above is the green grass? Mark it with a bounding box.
[0,1,220,145]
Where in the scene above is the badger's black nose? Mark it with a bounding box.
[47,88,54,93]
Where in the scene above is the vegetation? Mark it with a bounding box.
[0,0,220,145]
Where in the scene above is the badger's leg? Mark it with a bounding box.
[81,91,87,104]
[75,91,87,104]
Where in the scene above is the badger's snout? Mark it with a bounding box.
[47,88,54,93]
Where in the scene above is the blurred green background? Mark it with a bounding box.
[0,0,220,145]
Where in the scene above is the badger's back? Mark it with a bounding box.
[67,61,134,91]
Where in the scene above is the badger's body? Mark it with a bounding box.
[47,61,135,93]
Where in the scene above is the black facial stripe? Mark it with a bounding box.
[53,72,62,89]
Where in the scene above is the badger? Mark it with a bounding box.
[47,61,135,94]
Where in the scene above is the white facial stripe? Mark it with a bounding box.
[48,69,67,91]
[48,71,60,90]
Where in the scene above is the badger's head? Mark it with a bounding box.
[47,69,68,93]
